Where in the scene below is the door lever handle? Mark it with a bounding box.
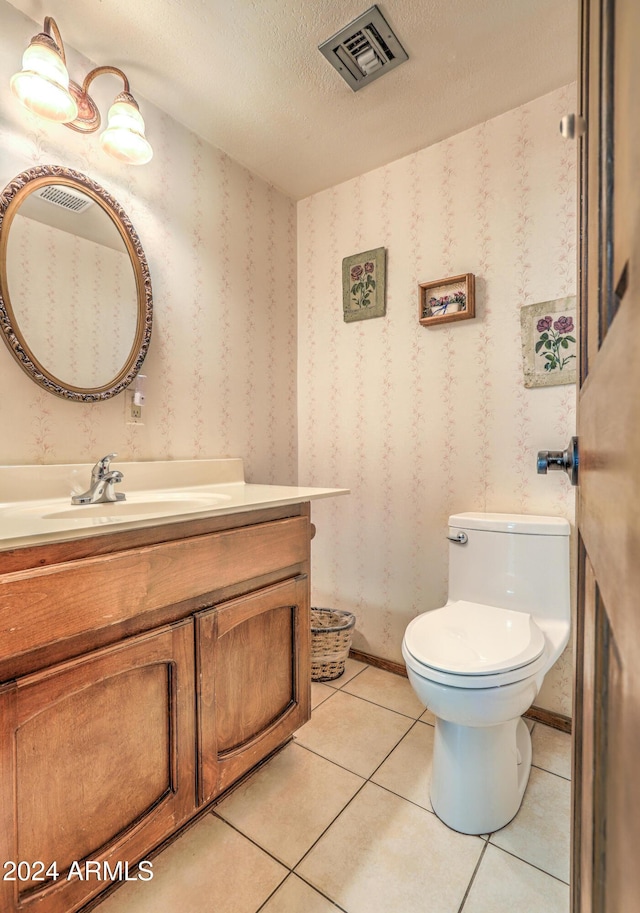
[537,436,579,486]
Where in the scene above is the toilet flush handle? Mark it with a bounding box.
[447,531,468,544]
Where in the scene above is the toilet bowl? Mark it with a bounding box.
[402,512,570,835]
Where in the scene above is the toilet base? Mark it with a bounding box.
[430,716,532,835]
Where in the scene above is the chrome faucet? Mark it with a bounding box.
[71,453,126,505]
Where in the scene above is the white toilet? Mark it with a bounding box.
[402,512,570,835]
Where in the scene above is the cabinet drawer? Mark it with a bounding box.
[0,516,309,665]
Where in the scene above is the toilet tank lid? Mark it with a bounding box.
[449,512,570,536]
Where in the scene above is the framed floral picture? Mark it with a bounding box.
[342,247,386,322]
[520,296,577,388]
[419,273,475,326]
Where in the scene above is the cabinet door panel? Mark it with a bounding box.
[17,663,170,870]
[0,620,195,913]
[216,604,293,752]
[197,576,310,803]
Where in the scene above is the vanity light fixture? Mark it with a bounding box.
[10,16,153,165]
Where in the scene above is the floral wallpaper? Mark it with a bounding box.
[0,3,577,718]
[0,3,297,484]
[297,85,577,717]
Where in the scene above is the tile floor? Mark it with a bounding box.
[94,660,571,913]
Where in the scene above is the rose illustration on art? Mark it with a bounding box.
[554,316,574,334]
[350,261,376,309]
[535,314,576,372]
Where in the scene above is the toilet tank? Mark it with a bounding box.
[447,512,571,623]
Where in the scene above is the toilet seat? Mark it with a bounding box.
[403,601,548,689]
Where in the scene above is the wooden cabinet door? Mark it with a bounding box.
[0,619,196,913]
[196,576,310,803]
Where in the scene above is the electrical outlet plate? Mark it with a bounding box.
[125,390,143,425]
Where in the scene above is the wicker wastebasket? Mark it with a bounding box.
[310,607,356,681]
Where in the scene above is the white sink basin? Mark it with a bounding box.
[50,493,231,520]
[6,490,232,522]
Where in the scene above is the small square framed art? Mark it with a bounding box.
[418,273,475,327]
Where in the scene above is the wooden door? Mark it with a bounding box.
[0,619,196,913]
[572,0,640,910]
[196,576,310,804]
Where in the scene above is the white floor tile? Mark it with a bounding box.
[463,844,569,913]
[341,665,425,718]
[371,721,434,811]
[490,767,571,883]
[216,742,363,867]
[294,690,413,778]
[92,814,286,913]
[531,724,572,780]
[311,682,335,709]
[296,782,483,913]
[260,874,344,912]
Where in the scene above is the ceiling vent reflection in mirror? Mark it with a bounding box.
[35,184,94,213]
[318,4,408,91]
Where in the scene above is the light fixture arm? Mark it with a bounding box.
[37,21,133,101]
[82,65,132,100]
[43,17,66,62]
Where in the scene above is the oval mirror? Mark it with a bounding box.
[0,165,152,401]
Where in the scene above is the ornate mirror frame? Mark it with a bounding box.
[0,164,153,402]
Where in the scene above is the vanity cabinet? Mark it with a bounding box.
[0,504,312,913]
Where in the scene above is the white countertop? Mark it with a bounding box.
[0,459,349,551]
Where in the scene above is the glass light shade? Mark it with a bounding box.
[99,100,153,165]
[10,41,77,122]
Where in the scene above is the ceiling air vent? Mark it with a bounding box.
[318,4,408,92]
[34,184,93,213]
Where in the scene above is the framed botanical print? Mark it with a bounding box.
[342,247,386,322]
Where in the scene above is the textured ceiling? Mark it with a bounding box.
[5,0,578,199]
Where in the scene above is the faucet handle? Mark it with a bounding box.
[91,452,118,482]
